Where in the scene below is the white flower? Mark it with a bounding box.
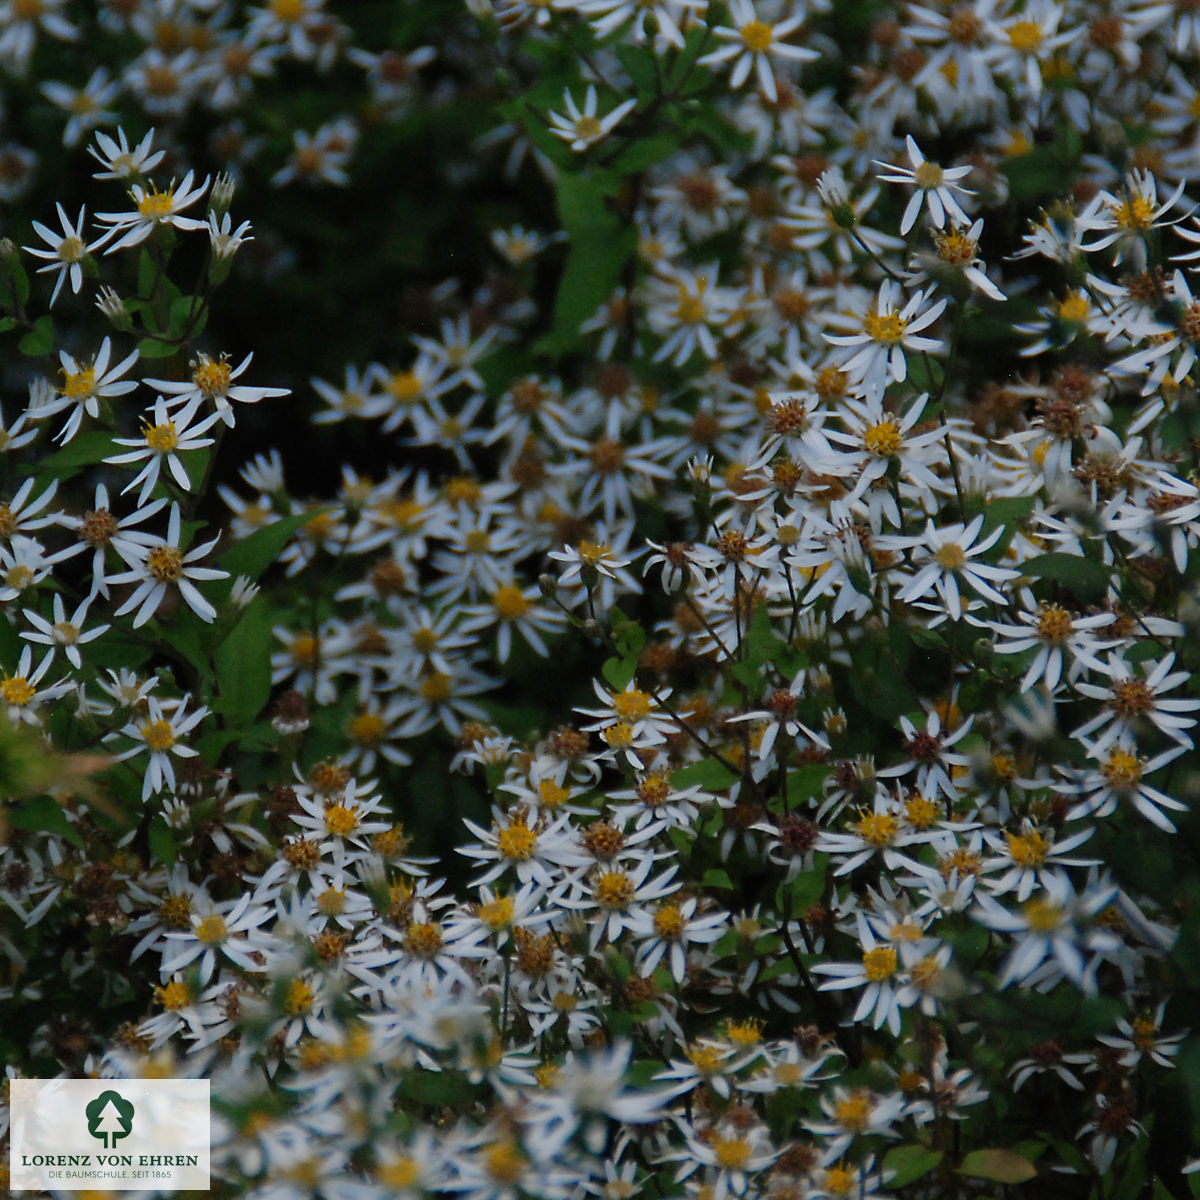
[104,395,222,503]
[698,0,817,103]
[547,85,636,152]
[109,502,228,626]
[22,204,104,305]
[874,136,974,234]
[95,169,211,252]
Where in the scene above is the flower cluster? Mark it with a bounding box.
[2,0,1200,1197]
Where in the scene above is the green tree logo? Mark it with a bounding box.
[85,1090,135,1149]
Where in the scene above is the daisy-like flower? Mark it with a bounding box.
[40,68,117,147]
[0,645,69,725]
[972,869,1118,992]
[806,1086,906,1161]
[1077,169,1188,268]
[207,211,253,261]
[22,204,105,305]
[985,0,1080,100]
[1072,653,1200,750]
[910,219,1006,301]
[889,514,1017,620]
[874,136,974,234]
[104,396,222,503]
[21,594,108,670]
[106,693,208,801]
[88,126,165,180]
[628,895,728,982]
[109,502,228,626]
[547,85,636,153]
[1096,1004,1186,1069]
[43,336,139,444]
[143,352,289,426]
[160,891,275,984]
[992,605,1119,693]
[95,169,210,253]
[1061,733,1189,833]
[824,281,946,400]
[697,0,817,103]
[811,913,918,1035]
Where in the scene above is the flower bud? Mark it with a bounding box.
[95,285,133,332]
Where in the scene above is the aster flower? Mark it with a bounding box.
[95,169,210,252]
[698,0,818,103]
[824,281,947,400]
[22,203,105,305]
[874,136,975,234]
[547,85,636,152]
[109,502,228,626]
[106,693,208,801]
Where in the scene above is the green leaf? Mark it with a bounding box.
[148,814,178,866]
[786,763,830,806]
[884,1145,943,1188]
[217,510,320,582]
[215,597,273,729]
[136,337,178,359]
[1021,552,1112,602]
[6,795,84,848]
[21,431,116,481]
[672,758,738,791]
[0,316,16,333]
[603,605,646,690]
[18,314,54,356]
[787,855,828,911]
[957,1149,1037,1184]
[702,868,734,890]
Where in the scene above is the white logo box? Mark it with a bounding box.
[10,1079,210,1192]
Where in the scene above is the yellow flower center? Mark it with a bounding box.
[286,979,315,1014]
[863,311,908,343]
[611,689,652,719]
[493,585,530,620]
[713,1135,752,1170]
[140,717,175,752]
[853,811,899,846]
[862,945,898,981]
[1007,829,1050,867]
[1036,604,1073,643]
[675,295,706,324]
[378,1158,420,1190]
[348,711,386,746]
[147,545,185,582]
[421,672,452,702]
[862,418,903,456]
[824,1165,857,1196]
[573,114,604,141]
[484,1141,525,1185]
[0,676,34,706]
[653,902,686,941]
[740,18,774,52]
[905,795,940,829]
[914,160,945,189]
[193,357,232,397]
[687,1043,726,1074]
[1058,292,1089,322]
[58,235,85,263]
[834,1091,873,1131]
[6,565,33,592]
[154,979,193,1009]
[497,820,537,860]
[934,542,967,571]
[316,888,346,915]
[195,914,227,944]
[1102,750,1143,791]
[479,896,515,929]
[324,804,360,836]
[1024,897,1063,932]
[1008,19,1044,51]
[137,188,176,220]
[594,869,635,908]
[60,365,95,401]
[404,921,444,958]
[1111,196,1155,230]
[538,778,570,809]
[144,421,178,453]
